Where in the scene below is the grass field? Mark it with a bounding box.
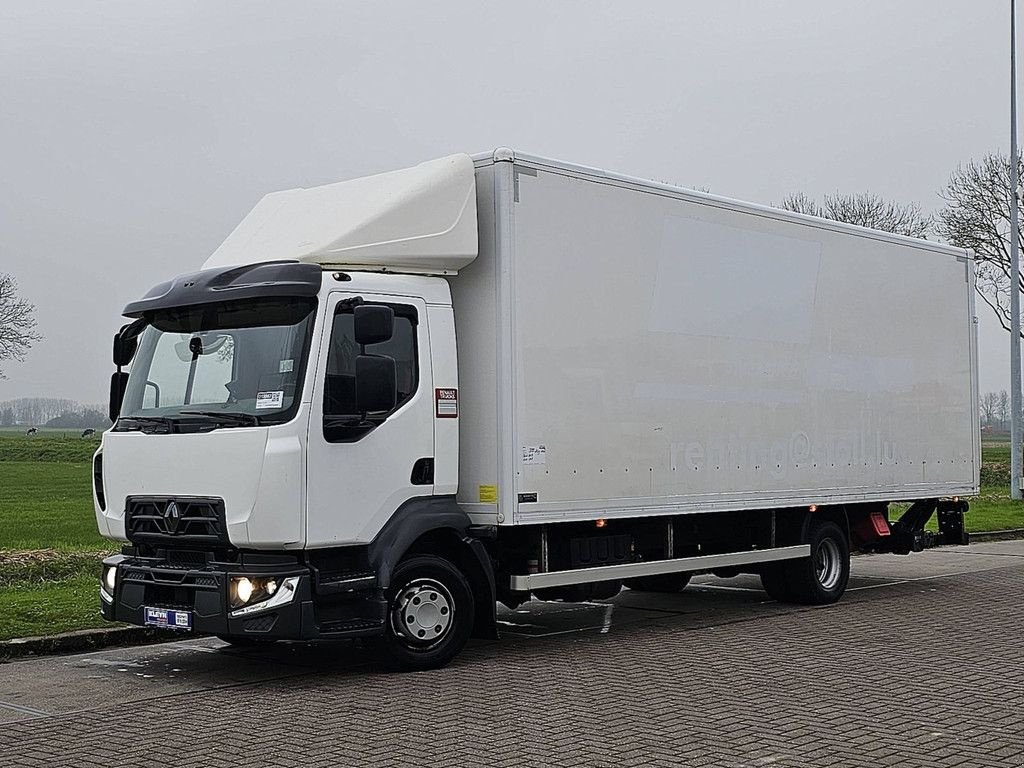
[0,432,106,551]
[0,575,106,640]
[0,432,1022,641]
[981,442,1011,463]
[0,462,107,550]
[0,433,112,640]
[0,430,100,463]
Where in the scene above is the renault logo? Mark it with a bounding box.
[164,502,181,533]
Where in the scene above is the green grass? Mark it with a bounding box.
[962,489,1024,531]
[965,439,1024,533]
[0,461,109,550]
[0,432,100,463]
[0,574,108,641]
[0,446,115,640]
[981,440,1011,464]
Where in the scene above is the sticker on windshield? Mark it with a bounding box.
[256,391,284,409]
[279,359,294,373]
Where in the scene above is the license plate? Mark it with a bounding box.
[144,606,192,631]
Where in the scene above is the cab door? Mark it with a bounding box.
[305,292,434,545]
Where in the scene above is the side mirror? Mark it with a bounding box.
[113,330,138,367]
[109,372,129,422]
[113,318,147,367]
[354,305,394,346]
[355,355,397,413]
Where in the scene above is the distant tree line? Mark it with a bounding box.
[980,391,1012,433]
[0,398,111,429]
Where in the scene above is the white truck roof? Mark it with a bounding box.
[203,153,478,275]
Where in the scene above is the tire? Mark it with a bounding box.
[759,564,793,602]
[625,572,692,593]
[767,519,850,605]
[372,554,475,672]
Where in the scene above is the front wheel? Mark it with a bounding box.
[372,554,475,672]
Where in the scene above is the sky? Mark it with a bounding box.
[0,0,1016,405]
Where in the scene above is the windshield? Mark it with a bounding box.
[118,297,317,430]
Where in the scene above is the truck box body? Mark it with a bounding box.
[455,152,979,527]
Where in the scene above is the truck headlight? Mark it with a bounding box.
[229,576,300,617]
[235,577,253,604]
[230,576,284,609]
[102,565,117,595]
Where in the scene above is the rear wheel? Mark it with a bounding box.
[788,520,850,604]
[372,554,474,672]
[625,572,692,593]
[759,565,793,602]
[762,519,850,605]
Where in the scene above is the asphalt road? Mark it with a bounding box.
[1,541,1022,767]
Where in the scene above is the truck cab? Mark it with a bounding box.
[97,156,495,669]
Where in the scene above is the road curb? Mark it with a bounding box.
[0,627,181,662]
[970,528,1024,542]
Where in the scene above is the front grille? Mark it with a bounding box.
[166,549,209,569]
[125,497,227,546]
[120,566,221,590]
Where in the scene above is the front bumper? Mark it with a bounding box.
[100,553,387,640]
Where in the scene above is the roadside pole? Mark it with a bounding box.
[1011,0,1022,499]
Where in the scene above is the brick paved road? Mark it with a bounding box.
[0,542,1022,767]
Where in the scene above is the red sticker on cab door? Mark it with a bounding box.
[435,388,458,418]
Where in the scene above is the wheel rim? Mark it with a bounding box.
[815,537,842,591]
[390,577,454,648]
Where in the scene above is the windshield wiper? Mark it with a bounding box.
[179,410,262,426]
[116,416,176,433]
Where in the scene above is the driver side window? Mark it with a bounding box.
[323,303,418,440]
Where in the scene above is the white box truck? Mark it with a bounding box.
[95,149,978,669]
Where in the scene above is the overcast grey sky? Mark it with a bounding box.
[0,0,1015,405]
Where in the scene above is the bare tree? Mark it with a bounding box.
[0,274,41,379]
[998,390,1011,430]
[778,191,820,217]
[981,391,1000,427]
[779,192,932,239]
[937,152,1023,337]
